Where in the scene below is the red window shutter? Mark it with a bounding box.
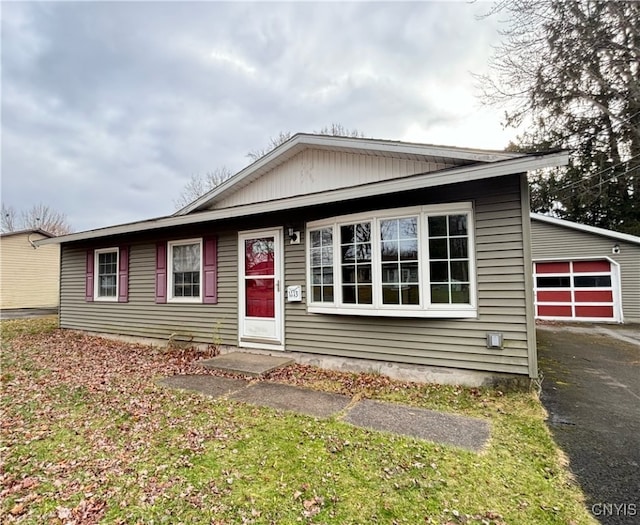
[156,242,167,303]
[86,250,95,302]
[118,246,129,303]
[203,236,218,304]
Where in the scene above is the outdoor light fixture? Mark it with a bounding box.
[612,244,620,255]
[486,332,504,350]
[288,227,300,245]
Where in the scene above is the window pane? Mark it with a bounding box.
[173,244,200,272]
[449,215,467,236]
[399,240,418,260]
[400,262,419,283]
[431,284,450,303]
[430,261,449,282]
[323,286,334,302]
[342,265,356,284]
[401,285,420,305]
[428,216,447,236]
[341,245,355,262]
[356,243,371,262]
[341,225,354,244]
[357,264,372,283]
[321,247,333,264]
[99,275,116,297]
[310,231,321,248]
[245,238,274,276]
[451,283,470,303]
[381,241,398,261]
[321,229,332,245]
[355,223,371,242]
[536,276,570,288]
[449,238,468,259]
[313,286,322,302]
[322,267,333,284]
[357,285,373,304]
[312,267,322,285]
[382,263,399,283]
[398,218,417,239]
[246,278,274,317]
[382,285,400,304]
[311,248,321,266]
[450,261,469,282]
[574,275,611,287]
[429,238,448,259]
[342,285,356,303]
[380,220,399,241]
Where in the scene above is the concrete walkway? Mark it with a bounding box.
[159,374,490,452]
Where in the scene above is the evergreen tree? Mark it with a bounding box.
[479,0,640,235]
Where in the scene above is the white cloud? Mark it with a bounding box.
[1,1,519,231]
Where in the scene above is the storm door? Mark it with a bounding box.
[238,229,284,348]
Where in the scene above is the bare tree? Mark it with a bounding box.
[1,202,72,235]
[1,203,18,232]
[247,124,367,162]
[173,167,233,210]
[246,131,294,162]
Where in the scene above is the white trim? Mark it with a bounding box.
[167,238,203,303]
[237,228,284,348]
[306,203,477,318]
[530,213,640,246]
[36,151,569,247]
[94,247,119,301]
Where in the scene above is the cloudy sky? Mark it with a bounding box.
[1,1,519,232]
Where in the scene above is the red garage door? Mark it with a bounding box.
[534,259,621,322]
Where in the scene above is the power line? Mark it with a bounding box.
[552,152,640,193]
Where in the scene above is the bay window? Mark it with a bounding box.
[306,203,476,317]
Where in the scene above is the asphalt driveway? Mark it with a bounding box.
[537,324,640,525]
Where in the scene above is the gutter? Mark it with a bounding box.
[37,150,569,246]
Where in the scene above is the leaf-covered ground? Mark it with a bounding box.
[1,317,596,524]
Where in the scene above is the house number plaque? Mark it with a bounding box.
[286,285,302,302]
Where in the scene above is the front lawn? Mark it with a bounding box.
[1,317,595,524]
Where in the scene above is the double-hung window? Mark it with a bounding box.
[307,203,476,317]
[94,248,119,301]
[168,239,202,302]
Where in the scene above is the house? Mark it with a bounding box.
[0,229,60,310]
[36,134,569,386]
[530,213,640,324]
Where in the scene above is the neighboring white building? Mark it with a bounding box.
[530,213,640,324]
[1,229,60,310]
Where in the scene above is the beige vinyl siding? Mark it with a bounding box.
[284,175,532,376]
[59,234,239,344]
[531,220,640,322]
[1,233,60,309]
[214,149,453,209]
[60,174,534,376]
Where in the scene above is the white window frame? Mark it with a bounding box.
[167,238,203,303]
[306,203,477,318]
[94,247,119,301]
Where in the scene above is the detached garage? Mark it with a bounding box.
[530,213,640,324]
